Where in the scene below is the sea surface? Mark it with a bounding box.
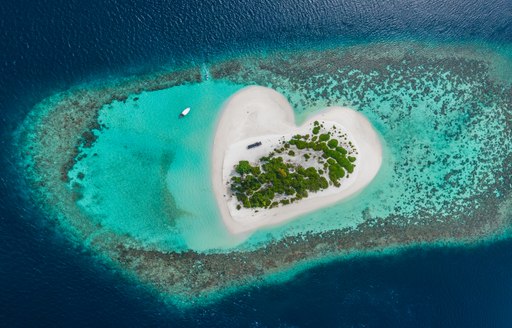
[1,0,512,326]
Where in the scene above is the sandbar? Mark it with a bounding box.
[212,86,383,234]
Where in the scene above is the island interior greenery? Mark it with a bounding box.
[230,121,358,210]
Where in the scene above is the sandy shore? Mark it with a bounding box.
[212,86,383,235]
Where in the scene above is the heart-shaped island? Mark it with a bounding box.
[213,86,383,235]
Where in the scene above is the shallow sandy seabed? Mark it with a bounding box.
[213,86,382,235]
[14,42,512,305]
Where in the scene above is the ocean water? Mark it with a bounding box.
[2,0,512,326]
[67,81,245,251]
[64,51,511,254]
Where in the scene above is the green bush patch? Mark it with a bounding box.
[230,121,358,209]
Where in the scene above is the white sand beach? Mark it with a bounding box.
[212,86,383,235]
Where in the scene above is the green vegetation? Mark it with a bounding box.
[319,133,330,142]
[327,139,338,149]
[312,121,321,134]
[235,160,252,175]
[230,121,358,210]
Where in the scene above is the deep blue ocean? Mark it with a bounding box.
[1,0,512,326]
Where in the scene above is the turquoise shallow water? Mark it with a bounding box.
[69,81,245,251]
[65,43,511,254]
[67,79,389,252]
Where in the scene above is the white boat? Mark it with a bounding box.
[179,107,190,118]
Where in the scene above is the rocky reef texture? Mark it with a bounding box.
[15,42,512,304]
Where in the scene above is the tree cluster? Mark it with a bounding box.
[230,121,358,209]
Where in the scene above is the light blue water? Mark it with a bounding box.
[69,81,245,251]
[66,43,511,253]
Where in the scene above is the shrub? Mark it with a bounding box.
[304,167,318,177]
[319,177,329,189]
[251,166,261,175]
[235,160,253,175]
[336,147,347,155]
[313,142,324,151]
[295,140,308,149]
[319,133,330,142]
[312,126,320,134]
[242,199,250,208]
[327,139,338,149]
[328,164,345,187]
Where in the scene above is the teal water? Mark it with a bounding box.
[69,81,245,251]
[66,42,511,254]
